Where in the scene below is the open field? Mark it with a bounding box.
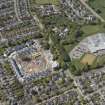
[95,55,105,66]
[70,53,105,75]
[88,0,105,19]
[81,54,96,65]
[81,24,105,36]
[33,0,60,5]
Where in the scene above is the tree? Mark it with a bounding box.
[75,29,84,38]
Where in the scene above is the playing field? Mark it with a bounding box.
[81,54,96,65]
[35,0,60,5]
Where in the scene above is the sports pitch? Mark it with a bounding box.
[80,54,96,65]
[35,0,60,5]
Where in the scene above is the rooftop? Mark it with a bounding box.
[70,33,105,59]
[9,40,58,82]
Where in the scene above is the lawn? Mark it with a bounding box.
[88,0,105,19]
[95,55,105,66]
[81,24,105,36]
[70,53,105,76]
[34,0,60,5]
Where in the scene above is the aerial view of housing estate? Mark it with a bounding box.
[1,0,105,105]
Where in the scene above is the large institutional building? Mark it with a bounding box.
[9,40,58,82]
[70,33,105,59]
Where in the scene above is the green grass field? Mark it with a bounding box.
[95,55,105,66]
[81,24,105,36]
[34,0,60,5]
[88,0,105,19]
[70,53,105,75]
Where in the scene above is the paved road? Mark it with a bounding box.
[27,0,44,30]
[80,0,105,22]
[33,15,44,30]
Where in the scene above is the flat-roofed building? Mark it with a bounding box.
[70,33,105,59]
